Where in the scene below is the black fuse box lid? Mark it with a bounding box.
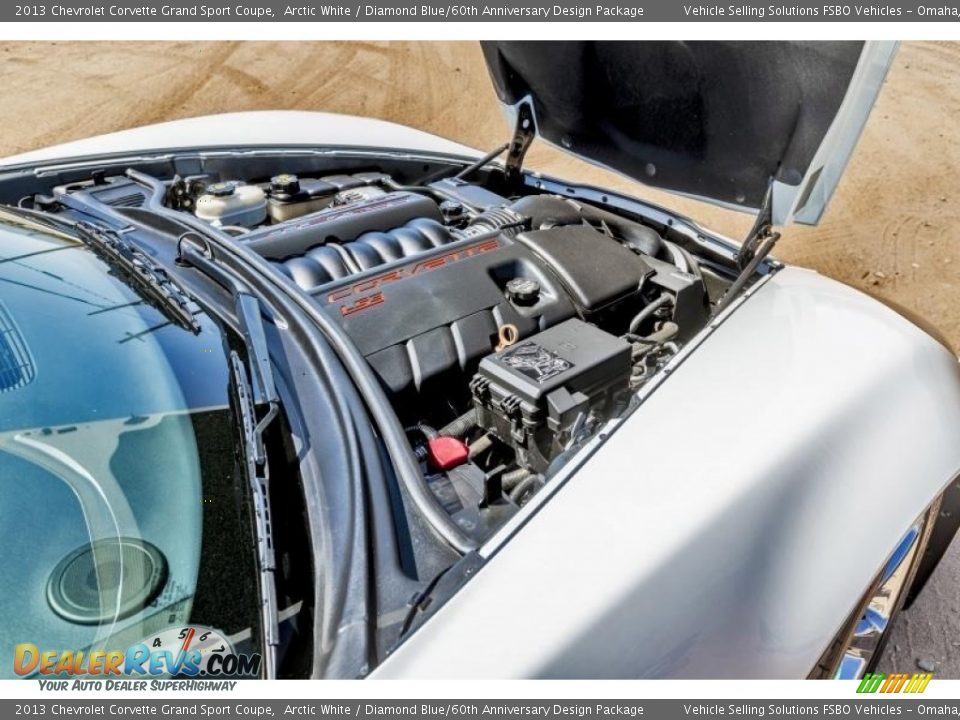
[477,318,631,406]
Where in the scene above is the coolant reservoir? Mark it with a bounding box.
[195,181,267,228]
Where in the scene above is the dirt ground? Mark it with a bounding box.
[2,40,960,676]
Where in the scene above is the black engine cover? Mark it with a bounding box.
[513,225,653,313]
[319,234,574,399]
[317,222,652,403]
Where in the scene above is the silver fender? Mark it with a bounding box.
[373,266,960,678]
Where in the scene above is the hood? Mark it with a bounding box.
[0,111,479,169]
[482,41,897,227]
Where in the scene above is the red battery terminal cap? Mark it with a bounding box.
[426,436,470,471]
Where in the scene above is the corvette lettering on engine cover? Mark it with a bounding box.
[326,236,502,317]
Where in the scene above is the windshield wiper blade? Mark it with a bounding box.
[228,294,281,679]
[73,221,201,333]
[183,246,282,677]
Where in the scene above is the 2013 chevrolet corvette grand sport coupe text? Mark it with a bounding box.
[3,41,960,680]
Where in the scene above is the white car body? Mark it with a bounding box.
[0,111,479,169]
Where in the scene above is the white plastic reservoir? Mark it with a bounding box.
[195,181,267,228]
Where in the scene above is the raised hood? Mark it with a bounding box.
[482,41,897,227]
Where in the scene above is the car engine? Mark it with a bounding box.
[25,159,728,543]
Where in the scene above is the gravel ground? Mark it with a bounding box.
[1,39,958,676]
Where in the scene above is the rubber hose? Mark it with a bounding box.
[628,294,673,335]
[629,321,680,346]
[405,423,438,441]
[575,204,665,258]
[509,474,545,505]
[504,195,665,258]
[468,435,493,459]
[439,409,478,438]
[502,467,533,492]
[507,195,583,229]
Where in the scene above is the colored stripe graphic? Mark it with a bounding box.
[856,672,932,693]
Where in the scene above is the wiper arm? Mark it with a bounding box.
[183,246,281,678]
[180,245,281,457]
[73,221,201,333]
[229,346,280,679]
[236,292,280,454]
[0,206,201,333]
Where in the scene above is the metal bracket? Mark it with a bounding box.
[715,178,781,314]
[504,101,536,186]
[736,178,776,271]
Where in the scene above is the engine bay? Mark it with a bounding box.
[13,151,742,544]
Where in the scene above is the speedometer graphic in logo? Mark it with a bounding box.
[141,625,235,676]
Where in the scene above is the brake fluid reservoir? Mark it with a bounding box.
[195,181,267,228]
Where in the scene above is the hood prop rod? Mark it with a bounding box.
[453,142,510,182]
[714,180,781,315]
[504,100,536,186]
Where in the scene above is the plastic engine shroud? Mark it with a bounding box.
[314,223,653,403]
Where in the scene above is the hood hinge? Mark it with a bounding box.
[504,101,536,186]
[715,180,781,314]
[736,179,778,270]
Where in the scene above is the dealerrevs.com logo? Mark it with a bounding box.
[13,625,261,678]
[857,672,933,694]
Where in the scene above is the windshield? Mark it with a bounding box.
[0,217,262,677]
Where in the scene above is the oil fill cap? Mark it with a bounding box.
[440,200,467,223]
[506,277,541,306]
